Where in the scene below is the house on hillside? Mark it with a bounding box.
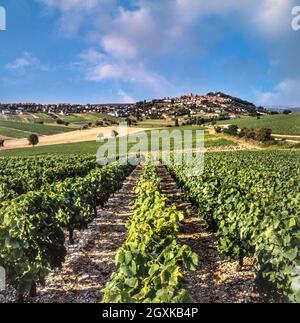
[16,107,25,115]
[1,109,12,115]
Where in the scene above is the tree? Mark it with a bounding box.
[197,117,205,126]
[125,117,132,127]
[214,126,222,134]
[28,134,39,147]
[283,109,292,115]
[255,128,273,142]
[224,125,238,136]
[174,118,179,127]
[95,120,104,127]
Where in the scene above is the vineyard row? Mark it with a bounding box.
[0,162,134,302]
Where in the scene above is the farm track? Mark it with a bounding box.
[1,127,150,150]
[30,166,143,303]
[156,165,261,303]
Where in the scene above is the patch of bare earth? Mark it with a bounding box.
[156,165,261,303]
[26,166,143,303]
[1,127,150,150]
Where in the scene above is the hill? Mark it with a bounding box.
[215,112,300,135]
[0,119,78,139]
[135,92,264,119]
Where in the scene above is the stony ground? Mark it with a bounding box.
[157,165,261,303]
[1,163,262,303]
[35,166,143,303]
[0,166,143,303]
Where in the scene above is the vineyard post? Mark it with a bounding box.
[30,282,37,298]
[0,266,5,292]
[69,228,75,245]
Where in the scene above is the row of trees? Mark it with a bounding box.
[216,125,273,142]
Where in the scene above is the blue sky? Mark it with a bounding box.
[0,0,300,105]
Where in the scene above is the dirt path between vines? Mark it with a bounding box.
[30,166,143,303]
[156,165,261,303]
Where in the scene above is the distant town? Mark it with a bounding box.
[0,92,282,121]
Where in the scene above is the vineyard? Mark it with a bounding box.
[103,163,198,303]
[168,150,300,302]
[0,155,133,302]
[0,150,299,303]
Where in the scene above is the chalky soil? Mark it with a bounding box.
[33,166,143,303]
[157,165,261,303]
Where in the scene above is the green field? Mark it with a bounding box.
[0,126,32,139]
[0,112,56,123]
[0,128,236,157]
[0,113,124,138]
[0,120,78,137]
[216,113,300,135]
[137,119,175,128]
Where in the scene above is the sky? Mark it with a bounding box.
[0,0,300,105]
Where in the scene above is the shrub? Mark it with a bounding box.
[255,128,272,142]
[214,126,222,134]
[224,125,238,136]
[283,110,292,115]
[28,134,39,147]
[56,119,65,125]
[238,127,273,142]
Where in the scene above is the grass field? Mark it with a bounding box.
[0,128,236,157]
[0,126,32,139]
[0,112,106,123]
[0,120,78,137]
[0,113,55,123]
[137,119,175,128]
[216,113,300,135]
[0,113,124,138]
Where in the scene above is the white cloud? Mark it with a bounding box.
[38,0,100,12]
[255,0,293,36]
[37,0,300,102]
[5,52,47,73]
[38,0,298,60]
[117,89,135,103]
[256,78,300,106]
[38,0,299,49]
[38,0,117,36]
[79,49,105,63]
[102,35,138,59]
[85,59,171,94]
[87,63,121,80]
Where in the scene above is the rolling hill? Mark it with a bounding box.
[215,112,300,135]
